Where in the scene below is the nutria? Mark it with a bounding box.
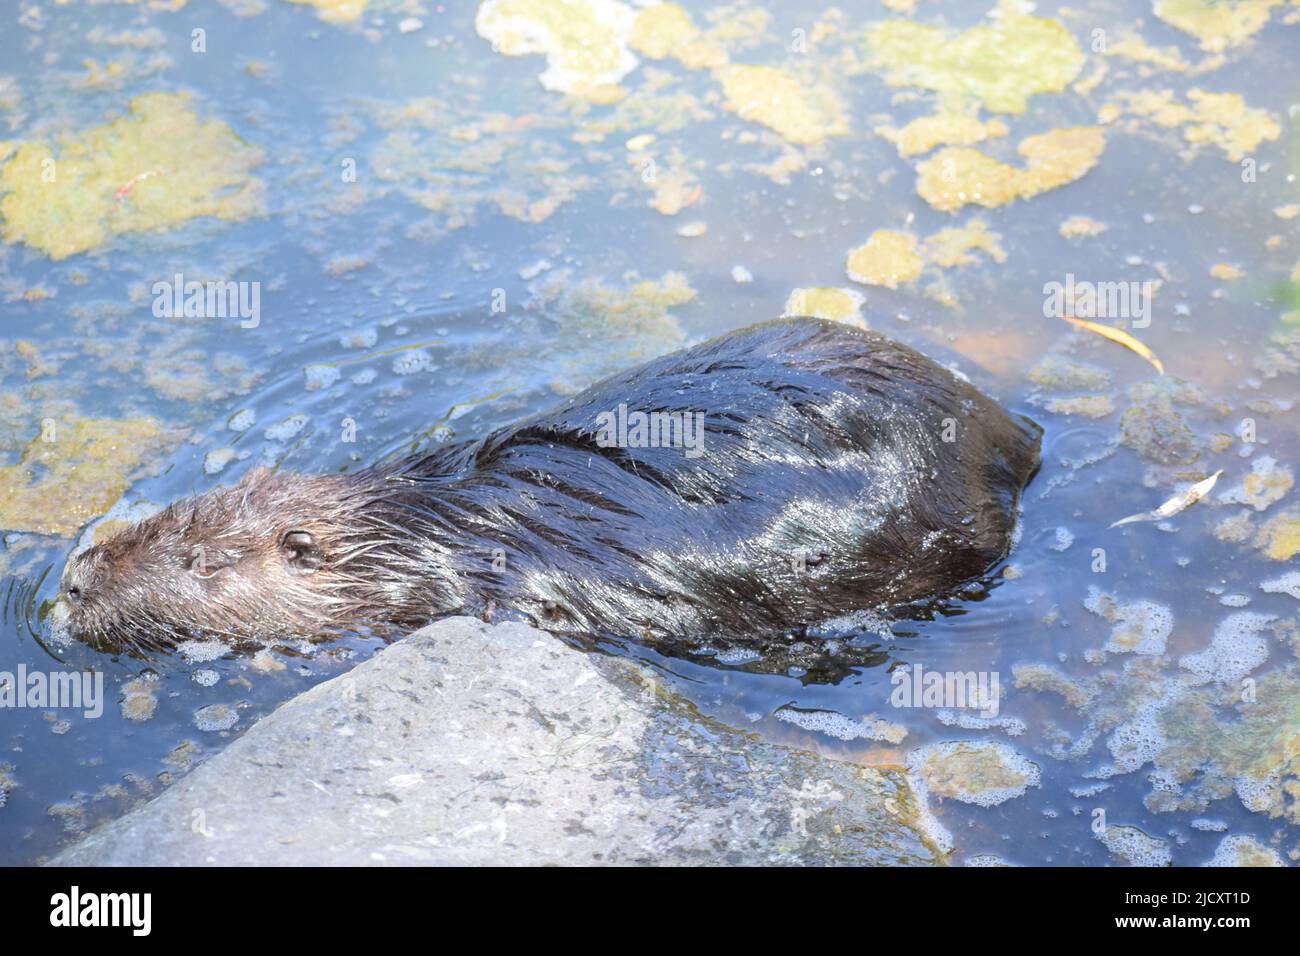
[61,318,1041,657]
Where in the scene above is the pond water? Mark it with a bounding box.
[1,0,1298,866]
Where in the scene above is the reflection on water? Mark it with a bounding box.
[1,0,1298,865]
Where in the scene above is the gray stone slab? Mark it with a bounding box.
[53,617,942,866]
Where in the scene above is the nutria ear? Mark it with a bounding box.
[281,530,323,574]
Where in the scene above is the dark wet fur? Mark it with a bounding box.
[63,319,1041,661]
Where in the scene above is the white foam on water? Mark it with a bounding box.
[1178,611,1275,686]
[1261,571,1300,600]
[775,706,906,743]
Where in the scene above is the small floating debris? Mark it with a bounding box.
[1063,314,1165,375]
[1110,470,1222,528]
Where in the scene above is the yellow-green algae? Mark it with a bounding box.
[845,230,923,289]
[909,741,1040,806]
[368,101,590,231]
[1255,506,1300,561]
[0,417,177,537]
[875,111,1009,158]
[1153,0,1281,53]
[1103,89,1280,163]
[865,5,1085,114]
[717,65,847,145]
[284,0,368,24]
[476,0,638,102]
[0,93,263,260]
[916,127,1105,213]
[783,287,867,327]
[845,219,1006,289]
[630,2,728,70]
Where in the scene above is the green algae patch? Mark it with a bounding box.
[1103,88,1280,163]
[284,0,368,24]
[1206,834,1286,867]
[916,127,1105,213]
[717,65,847,145]
[783,287,867,328]
[0,93,264,261]
[1255,506,1300,561]
[908,741,1041,807]
[0,417,179,537]
[846,219,1006,290]
[630,2,728,70]
[1153,0,1281,53]
[865,8,1085,114]
[527,270,694,392]
[369,103,590,232]
[476,0,638,102]
[846,230,923,289]
[875,111,1009,158]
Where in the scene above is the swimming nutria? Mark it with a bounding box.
[61,318,1041,656]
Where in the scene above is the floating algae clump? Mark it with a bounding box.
[0,417,175,537]
[845,230,923,289]
[630,2,728,70]
[846,220,1006,289]
[783,287,867,327]
[875,111,1009,158]
[1204,834,1285,867]
[285,0,368,23]
[1105,88,1280,163]
[865,7,1085,114]
[476,0,638,102]
[717,65,847,145]
[916,127,1104,213]
[908,741,1041,807]
[1153,0,1281,53]
[1255,506,1300,561]
[0,93,263,260]
[920,219,1006,268]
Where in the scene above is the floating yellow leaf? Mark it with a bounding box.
[1062,314,1165,375]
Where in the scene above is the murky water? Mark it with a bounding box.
[1,0,1298,865]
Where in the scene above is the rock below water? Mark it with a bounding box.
[52,618,942,866]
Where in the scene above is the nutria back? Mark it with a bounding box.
[62,318,1040,657]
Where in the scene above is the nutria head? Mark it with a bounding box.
[60,467,422,654]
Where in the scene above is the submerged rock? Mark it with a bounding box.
[52,618,942,866]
